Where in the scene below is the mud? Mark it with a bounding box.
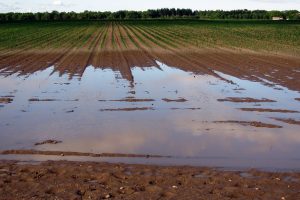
[162,98,187,102]
[0,160,299,200]
[271,118,300,125]
[239,108,299,113]
[0,97,13,104]
[99,107,154,112]
[1,49,300,92]
[28,98,60,102]
[35,140,62,146]
[170,107,201,110]
[0,150,166,158]
[217,97,276,103]
[214,121,282,128]
[99,98,155,102]
[295,98,300,102]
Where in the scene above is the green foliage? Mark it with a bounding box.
[0,9,299,22]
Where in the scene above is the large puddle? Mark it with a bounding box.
[0,62,300,171]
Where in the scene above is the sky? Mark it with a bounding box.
[0,0,299,13]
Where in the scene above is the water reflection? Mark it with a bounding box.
[0,61,300,170]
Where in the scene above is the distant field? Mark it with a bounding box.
[0,20,299,55]
[0,20,299,91]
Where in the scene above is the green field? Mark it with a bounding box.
[0,20,299,55]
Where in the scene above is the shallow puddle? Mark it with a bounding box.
[0,61,300,171]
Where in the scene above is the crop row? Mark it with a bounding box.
[0,20,299,56]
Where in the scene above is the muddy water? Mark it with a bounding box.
[0,62,300,171]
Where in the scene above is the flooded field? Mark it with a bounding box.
[0,21,300,171]
[1,59,300,170]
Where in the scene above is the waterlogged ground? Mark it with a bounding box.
[0,62,300,170]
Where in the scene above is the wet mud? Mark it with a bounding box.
[35,140,62,146]
[271,118,300,125]
[0,160,299,200]
[217,97,276,103]
[99,98,155,102]
[239,108,299,113]
[214,121,282,128]
[0,150,166,158]
[0,97,13,104]
[99,107,155,112]
[1,49,300,92]
[162,98,188,102]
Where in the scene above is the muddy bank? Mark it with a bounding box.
[162,98,187,102]
[214,121,282,128]
[0,97,13,104]
[0,160,299,200]
[217,97,276,103]
[1,49,300,92]
[271,118,300,125]
[99,107,154,112]
[170,107,201,110]
[35,140,62,146]
[99,98,155,102]
[28,98,59,102]
[0,150,166,158]
[239,108,299,113]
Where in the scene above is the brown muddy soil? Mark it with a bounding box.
[28,98,60,102]
[1,49,300,92]
[217,97,276,103]
[0,160,299,200]
[0,150,165,158]
[0,97,13,104]
[34,140,62,146]
[295,98,300,102]
[170,107,201,110]
[214,121,282,128]
[162,98,188,102]
[99,107,154,112]
[99,98,155,102]
[239,108,299,113]
[271,118,300,125]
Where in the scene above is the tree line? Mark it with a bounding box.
[0,9,299,21]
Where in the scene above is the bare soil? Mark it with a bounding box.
[271,118,300,125]
[217,97,276,103]
[0,97,13,104]
[99,107,154,112]
[99,98,155,102]
[28,98,60,102]
[34,140,62,146]
[239,108,299,113]
[1,49,300,92]
[0,160,299,200]
[170,107,201,110]
[162,98,188,102]
[0,150,165,158]
[214,121,282,128]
